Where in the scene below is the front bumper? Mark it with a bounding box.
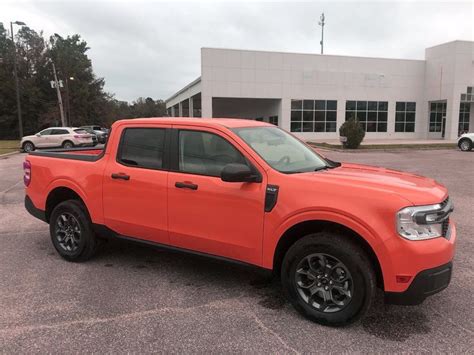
[385,261,453,305]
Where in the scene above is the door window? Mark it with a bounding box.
[178,130,247,177]
[118,128,165,169]
[39,129,53,135]
[52,129,69,135]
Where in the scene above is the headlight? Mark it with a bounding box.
[397,200,453,241]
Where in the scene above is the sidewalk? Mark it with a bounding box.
[308,139,457,146]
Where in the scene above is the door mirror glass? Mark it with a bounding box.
[221,163,259,183]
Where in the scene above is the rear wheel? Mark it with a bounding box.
[459,138,472,152]
[62,140,74,149]
[23,141,35,152]
[49,200,99,262]
[281,232,375,326]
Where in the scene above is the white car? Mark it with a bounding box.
[21,127,97,153]
[457,132,474,152]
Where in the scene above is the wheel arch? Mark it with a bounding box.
[272,219,385,289]
[458,137,473,148]
[22,140,34,148]
[45,185,89,223]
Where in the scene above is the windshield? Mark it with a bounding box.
[233,126,329,173]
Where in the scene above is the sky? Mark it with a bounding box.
[1,0,473,102]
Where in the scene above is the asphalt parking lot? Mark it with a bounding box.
[1,149,473,353]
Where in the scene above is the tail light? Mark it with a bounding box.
[73,134,90,139]
[23,160,32,186]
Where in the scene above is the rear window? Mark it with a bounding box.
[74,129,88,134]
[117,128,165,169]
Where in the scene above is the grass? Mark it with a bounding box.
[0,140,20,155]
[307,142,457,151]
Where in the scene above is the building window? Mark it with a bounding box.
[290,99,337,133]
[268,116,278,125]
[395,102,416,132]
[429,102,446,132]
[345,101,388,132]
[459,102,470,134]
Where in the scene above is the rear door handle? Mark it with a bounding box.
[175,182,198,190]
[111,173,130,181]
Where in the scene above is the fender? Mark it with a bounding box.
[263,209,394,290]
[44,178,103,224]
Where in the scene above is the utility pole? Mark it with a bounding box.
[51,62,66,127]
[318,13,325,55]
[10,21,26,138]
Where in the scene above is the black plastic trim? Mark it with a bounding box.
[29,146,105,162]
[385,262,453,305]
[24,195,46,223]
[264,184,279,212]
[93,224,269,271]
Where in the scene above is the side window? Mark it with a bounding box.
[52,129,69,135]
[118,128,165,169]
[178,130,247,177]
[40,129,53,136]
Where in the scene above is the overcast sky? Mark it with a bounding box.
[2,0,473,102]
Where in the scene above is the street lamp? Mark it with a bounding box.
[10,20,26,139]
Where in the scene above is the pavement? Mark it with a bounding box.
[0,150,473,353]
[308,138,457,145]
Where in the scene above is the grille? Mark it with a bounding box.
[442,219,450,239]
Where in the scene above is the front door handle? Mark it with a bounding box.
[175,182,198,190]
[111,173,130,181]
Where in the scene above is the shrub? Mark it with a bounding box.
[339,117,365,149]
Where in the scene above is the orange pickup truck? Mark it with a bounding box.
[24,118,456,326]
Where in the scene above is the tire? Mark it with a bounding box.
[458,138,472,152]
[62,140,74,149]
[49,200,99,262]
[281,232,376,326]
[23,141,35,152]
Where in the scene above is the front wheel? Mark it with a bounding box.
[23,141,35,152]
[49,200,99,262]
[281,232,375,326]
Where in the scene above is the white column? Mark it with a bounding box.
[446,97,460,140]
[202,95,213,118]
[189,97,194,118]
[387,101,395,136]
[178,102,183,117]
[280,98,291,131]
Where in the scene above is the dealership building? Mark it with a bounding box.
[165,40,474,141]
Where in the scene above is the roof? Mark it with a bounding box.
[165,77,201,103]
[113,117,272,129]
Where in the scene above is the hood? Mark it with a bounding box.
[300,163,447,205]
[21,134,37,142]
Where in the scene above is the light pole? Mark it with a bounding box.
[10,20,26,138]
[318,13,325,55]
[65,76,74,126]
[50,61,67,127]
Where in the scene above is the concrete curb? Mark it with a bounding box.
[0,150,21,158]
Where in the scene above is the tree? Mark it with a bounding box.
[0,24,167,139]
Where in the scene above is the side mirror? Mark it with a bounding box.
[35,133,41,137]
[221,163,260,183]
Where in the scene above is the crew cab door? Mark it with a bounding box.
[102,124,170,244]
[167,126,266,265]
